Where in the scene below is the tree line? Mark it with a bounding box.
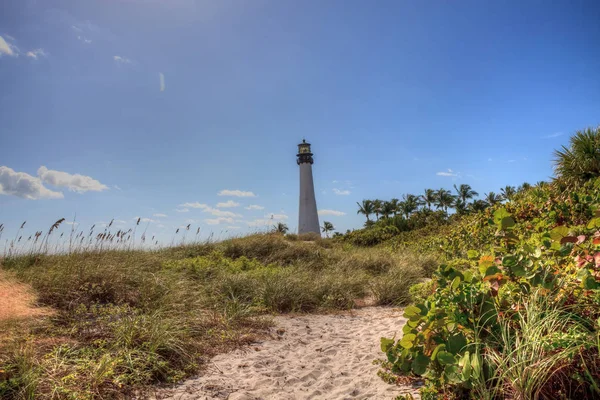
[356,183,538,222]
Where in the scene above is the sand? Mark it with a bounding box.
[0,270,51,322]
[160,307,420,400]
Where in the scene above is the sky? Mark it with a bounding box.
[1,0,600,246]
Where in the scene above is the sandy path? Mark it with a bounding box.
[161,307,419,400]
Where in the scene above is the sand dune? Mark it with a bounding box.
[160,307,419,400]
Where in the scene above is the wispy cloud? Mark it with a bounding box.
[542,132,563,139]
[216,200,240,208]
[175,208,189,213]
[205,217,235,225]
[153,213,167,218]
[179,202,208,209]
[113,55,132,64]
[26,48,48,59]
[332,188,351,196]
[507,159,516,163]
[244,205,264,210]
[218,189,256,197]
[37,166,108,193]
[226,226,241,230]
[318,209,346,216]
[0,35,17,56]
[205,208,242,218]
[436,169,459,177]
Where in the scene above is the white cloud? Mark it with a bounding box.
[159,72,165,92]
[318,209,346,216]
[175,208,189,213]
[65,221,79,226]
[205,207,242,218]
[245,204,264,210]
[436,169,459,177]
[0,35,16,56]
[113,185,122,190]
[247,219,273,227]
[216,200,240,208]
[113,55,132,64]
[0,166,64,199]
[218,189,256,197]
[333,188,351,195]
[77,35,92,44]
[37,166,108,193]
[508,160,516,163]
[542,132,563,139]
[26,49,47,59]
[205,217,234,225]
[179,202,208,209]
[71,25,83,32]
[153,213,167,218]
[226,226,241,230]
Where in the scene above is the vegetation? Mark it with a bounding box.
[0,231,434,399]
[377,126,600,399]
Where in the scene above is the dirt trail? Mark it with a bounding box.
[160,307,420,400]
[0,270,50,323]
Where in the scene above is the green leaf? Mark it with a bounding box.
[444,364,461,383]
[493,208,511,225]
[431,344,446,361]
[463,270,474,283]
[380,337,395,353]
[481,265,501,278]
[501,216,516,230]
[411,353,430,376]
[437,351,456,365]
[447,333,467,354]
[399,333,416,349]
[510,264,527,277]
[460,351,471,381]
[467,250,479,260]
[451,276,461,291]
[588,218,600,229]
[550,226,570,241]
[403,306,422,319]
[470,353,481,379]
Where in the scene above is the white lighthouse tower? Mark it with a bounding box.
[297,139,320,235]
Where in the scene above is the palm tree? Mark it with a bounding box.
[453,184,478,203]
[454,199,468,216]
[421,189,436,210]
[500,185,517,201]
[435,189,455,212]
[273,222,289,234]
[469,199,489,213]
[518,182,532,192]
[372,199,383,220]
[485,192,503,206]
[321,221,334,238]
[380,201,395,219]
[400,194,420,218]
[554,126,600,183]
[356,200,374,222]
[390,198,400,216]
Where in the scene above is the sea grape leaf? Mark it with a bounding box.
[447,333,467,354]
[550,226,570,241]
[437,351,456,365]
[400,333,416,349]
[411,353,430,376]
[380,337,394,353]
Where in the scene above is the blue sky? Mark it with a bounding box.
[1,0,599,245]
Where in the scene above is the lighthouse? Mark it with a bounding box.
[297,139,320,235]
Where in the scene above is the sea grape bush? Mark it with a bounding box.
[381,178,600,399]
